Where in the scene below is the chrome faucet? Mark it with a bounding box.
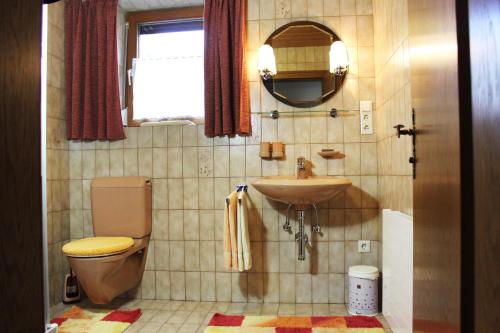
[297,156,307,179]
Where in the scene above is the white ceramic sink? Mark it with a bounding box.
[251,176,351,208]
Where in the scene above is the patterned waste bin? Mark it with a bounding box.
[348,265,379,316]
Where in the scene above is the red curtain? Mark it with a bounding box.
[65,0,124,140]
[204,0,251,138]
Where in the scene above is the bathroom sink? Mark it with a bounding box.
[251,176,351,208]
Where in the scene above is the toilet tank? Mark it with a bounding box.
[91,177,152,238]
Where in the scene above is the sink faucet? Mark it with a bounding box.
[297,156,307,179]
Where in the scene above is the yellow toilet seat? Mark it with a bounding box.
[63,237,134,257]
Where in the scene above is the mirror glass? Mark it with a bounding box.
[262,21,346,108]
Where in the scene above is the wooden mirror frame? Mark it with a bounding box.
[262,21,346,108]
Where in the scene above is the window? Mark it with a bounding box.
[126,7,204,126]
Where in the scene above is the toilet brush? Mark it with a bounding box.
[63,269,81,304]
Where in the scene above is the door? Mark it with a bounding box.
[468,0,500,331]
[408,0,465,332]
[0,0,45,331]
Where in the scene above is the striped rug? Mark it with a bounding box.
[204,313,385,332]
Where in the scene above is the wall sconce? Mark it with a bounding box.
[329,41,349,76]
[258,44,277,80]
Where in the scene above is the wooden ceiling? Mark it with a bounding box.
[271,25,333,48]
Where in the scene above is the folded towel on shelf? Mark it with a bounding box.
[224,191,238,269]
[237,191,252,271]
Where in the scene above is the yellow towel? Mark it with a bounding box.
[237,191,252,271]
[224,191,238,269]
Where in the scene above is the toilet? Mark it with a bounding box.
[62,177,152,304]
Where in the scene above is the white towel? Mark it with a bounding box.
[237,191,252,271]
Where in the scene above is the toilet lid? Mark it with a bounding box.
[62,237,134,257]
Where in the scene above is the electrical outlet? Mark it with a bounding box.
[358,240,371,253]
[360,101,373,135]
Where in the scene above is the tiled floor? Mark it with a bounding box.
[52,300,393,333]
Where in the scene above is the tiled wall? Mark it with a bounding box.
[46,1,71,306]
[373,0,413,216]
[62,0,380,304]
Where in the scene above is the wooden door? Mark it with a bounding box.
[408,0,465,332]
[0,0,45,331]
[468,0,500,331]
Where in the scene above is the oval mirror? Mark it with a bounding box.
[260,21,347,108]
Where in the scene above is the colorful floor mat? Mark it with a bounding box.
[204,313,385,332]
[51,306,141,333]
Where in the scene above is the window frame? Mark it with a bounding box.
[126,6,204,127]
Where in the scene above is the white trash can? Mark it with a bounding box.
[348,265,379,316]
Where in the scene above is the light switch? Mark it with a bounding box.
[360,100,373,135]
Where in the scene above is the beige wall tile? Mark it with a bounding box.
[184,210,199,240]
[170,272,186,300]
[248,0,260,20]
[344,240,361,271]
[155,241,170,270]
[229,146,246,177]
[123,127,138,149]
[198,178,215,209]
[276,0,291,19]
[307,0,323,17]
[296,274,312,303]
[156,271,170,300]
[329,241,345,273]
[260,0,275,20]
[183,178,199,209]
[356,0,372,15]
[141,271,156,299]
[232,273,248,302]
[168,210,184,240]
[167,148,183,178]
[245,145,262,176]
[152,148,168,179]
[109,149,124,176]
[168,179,183,209]
[279,273,295,302]
[345,209,362,240]
[123,149,138,176]
[138,148,153,177]
[198,147,214,177]
[328,273,345,303]
[312,274,329,303]
[182,125,198,147]
[263,242,279,272]
[344,143,361,175]
[213,146,230,177]
[200,241,216,271]
[95,150,110,177]
[152,126,168,148]
[167,126,182,147]
[279,242,296,273]
[170,241,185,271]
[182,147,198,178]
[138,127,153,148]
[185,242,200,271]
[263,273,280,302]
[216,273,232,301]
[291,0,308,17]
[200,272,216,301]
[154,210,169,240]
